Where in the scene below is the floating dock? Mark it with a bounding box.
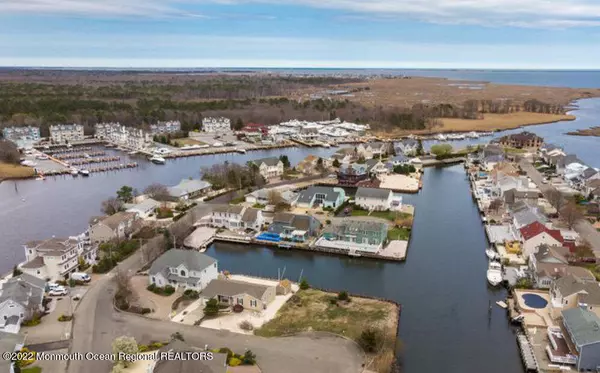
[517,334,539,372]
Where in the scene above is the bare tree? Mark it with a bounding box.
[0,140,20,164]
[561,203,583,229]
[267,189,284,205]
[101,197,123,215]
[143,183,170,201]
[546,189,565,212]
[114,268,136,303]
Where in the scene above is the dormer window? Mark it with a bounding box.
[180,270,186,277]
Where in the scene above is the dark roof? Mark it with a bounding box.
[356,187,392,200]
[149,249,217,278]
[558,154,585,168]
[562,308,600,347]
[555,275,600,304]
[201,279,272,299]
[582,168,599,180]
[95,211,136,230]
[398,139,418,147]
[251,157,281,167]
[296,186,341,205]
[499,131,543,143]
[154,340,227,373]
[534,245,569,264]
[273,212,295,224]
[241,207,260,223]
[21,256,45,269]
[0,276,44,308]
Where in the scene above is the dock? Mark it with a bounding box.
[517,334,539,372]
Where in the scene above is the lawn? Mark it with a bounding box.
[256,288,399,373]
[0,162,35,180]
[350,208,412,222]
[387,227,411,241]
[174,137,207,146]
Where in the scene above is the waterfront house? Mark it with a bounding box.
[268,213,321,242]
[0,274,45,334]
[149,249,218,291]
[240,123,268,138]
[556,154,586,176]
[529,245,595,288]
[168,179,212,201]
[550,275,600,319]
[200,278,276,311]
[241,207,264,231]
[366,159,389,177]
[0,331,25,373]
[560,307,600,371]
[519,221,564,257]
[49,124,84,144]
[331,147,356,164]
[245,186,297,206]
[511,205,548,230]
[250,157,284,180]
[543,148,567,164]
[326,220,388,253]
[149,340,228,373]
[150,121,181,135]
[390,154,409,167]
[95,123,152,150]
[211,205,246,231]
[2,126,41,148]
[482,154,505,172]
[296,155,320,174]
[503,188,539,206]
[298,127,320,141]
[202,117,231,133]
[126,198,160,219]
[21,237,81,280]
[396,139,418,155]
[88,211,138,243]
[496,131,544,150]
[337,163,369,186]
[357,142,390,160]
[355,187,401,211]
[295,186,346,209]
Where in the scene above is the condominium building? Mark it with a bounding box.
[94,123,152,150]
[49,124,84,144]
[202,117,231,133]
[1,126,41,148]
[150,121,181,135]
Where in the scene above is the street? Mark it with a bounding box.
[519,159,600,255]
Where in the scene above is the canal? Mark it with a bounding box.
[205,164,525,373]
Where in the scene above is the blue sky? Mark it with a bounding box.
[3,0,600,68]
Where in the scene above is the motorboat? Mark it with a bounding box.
[236,148,246,154]
[80,169,90,176]
[467,131,479,139]
[36,154,49,160]
[149,156,166,165]
[485,248,499,260]
[70,168,79,176]
[435,134,447,141]
[487,260,503,286]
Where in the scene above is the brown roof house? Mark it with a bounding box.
[88,211,138,243]
[496,131,544,150]
[149,340,228,373]
[201,278,276,312]
[529,245,595,289]
[550,274,600,319]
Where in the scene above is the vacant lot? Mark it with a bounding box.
[173,137,207,146]
[0,162,35,181]
[256,288,399,373]
[351,208,413,222]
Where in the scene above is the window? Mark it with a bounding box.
[237,298,243,305]
[180,270,186,277]
[250,300,257,308]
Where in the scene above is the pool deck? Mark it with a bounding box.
[513,289,554,328]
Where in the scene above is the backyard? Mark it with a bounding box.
[350,208,412,223]
[387,227,411,241]
[255,288,399,373]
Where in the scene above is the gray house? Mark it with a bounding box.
[0,274,45,333]
[295,186,346,209]
[561,307,600,371]
[149,250,218,291]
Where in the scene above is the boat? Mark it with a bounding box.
[467,131,479,139]
[35,175,45,181]
[236,148,246,154]
[128,150,138,155]
[80,169,90,176]
[36,154,49,160]
[435,134,447,141]
[149,156,166,165]
[321,143,331,148]
[511,315,525,324]
[487,261,503,286]
[485,248,499,260]
[348,249,362,257]
[70,168,79,176]
[496,300,508,309]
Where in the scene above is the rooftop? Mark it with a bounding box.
[168,179,212,198]
[149,249,217,277]
[356,187,392,200]
[201,278,272,300]
[251,157,281,167]
[93,211,137,230]
[519,221,563,242]
[562,307,600,346]
[296,186,342,205]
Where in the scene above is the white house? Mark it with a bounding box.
[126,198,160,219]
[49,124,84,144]
[519,221,564,257]
[210,205,246,230]
[241,207,264,231]
[251,157,284,180]
[355,187,401,211]
[88,211,138,243]
[148,250,218,291]
[20,237,80,281]
[0,274,45,334]
[202,117,231,132]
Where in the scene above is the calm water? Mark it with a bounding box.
[205,165,524,373]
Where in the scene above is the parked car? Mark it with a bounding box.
[48,287,68,296]
[70,272,91,283]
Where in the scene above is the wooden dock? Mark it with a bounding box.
[517,334,539,372]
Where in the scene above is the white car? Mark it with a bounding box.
[48,287,68,296]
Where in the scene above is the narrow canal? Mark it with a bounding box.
[205,164,525,373]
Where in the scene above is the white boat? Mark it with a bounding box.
[485,248,499,260]
[128,151,138,155]
[36,155,49,160]
[487,261,503,286]
[149,156,166,164]
[80,169,90,176]
[435,134,447,141]
[236,148,246,154]
[35,175,45,181]
[70,168,79,176]
[321,143,331,148]
[467,131,479,139]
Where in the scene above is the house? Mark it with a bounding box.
[168,179,212,201]
[201,278,276,311]
[241,207,264,231]
[240,123,268,137]
[557,154,586,175]
[295,186,345,209]
[529,245,595,288]
[298,127,320,141]
[250,157,284,180]
[88,211,138,243]
[211,205,246,230]
[560,308,600,371]
[585,179,600,198]
[296,155,320,174]
[355,187,402,211]
[0,274,45,333]
[268,213,321,242]
[551,275,600,319]
[331,147,356,164]
[329,220,388,251]
[202,117,231,133]
[512,206,548,230]
[503,188,539,206]
[496,131,543,149]
[482,154,505,172]
[337,163,369,186]
[366,159,388,177]
[0,331,25,373]
[149,340,227,373]
[245,186,297,206]
[519,221,564,257]
[357,142,390,159]
[390,154,409,167]
[49,124,84,144]
[126,198,160,219]
[20,237,81,280]
[396,139,418,155]
[148,250,218,290]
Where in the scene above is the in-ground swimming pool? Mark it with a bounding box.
[522,293,548,309]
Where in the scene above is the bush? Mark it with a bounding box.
[299,278,310,290]
[325,219,331,225]
[56,280,68,286]
[22,315,41,327]
[147,283,156,291]
[358,328,381,353]
[138,344,149,352]
[183,289,199,299]
[149,342,164,350]
[58,314,73,322]
[147,284,176,296]
[204,298,220,317]
[337,291,350,302]
[242,350,256,365]
[164,285,175,295]
[232,304,244,313]
[228,357,242,367]
[239,320,254,331]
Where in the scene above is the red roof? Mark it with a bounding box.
[520,221,563,243]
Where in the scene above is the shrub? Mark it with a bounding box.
[138,345,149,352]
[22,315,41,327]
[228,357,242,367]
[147,283,156,291]
[149,342,164,350]
[232,304,244,313]
[218,347,234,360]
[358,328,381,353]
[204,298,220,316]
[164,285,175,295]
[242,350,256,365]
[239,320,254,331]
[337,291,350,301]
[58,314,73,322]
[299,278,310,290]
[56,280,68,286]
[171,332,185,341]
[183,289,199,299]
[13,265,22,277]
[325,219,331,225]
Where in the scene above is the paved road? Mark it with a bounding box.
[519,160,600,255]
[68,247,363,373]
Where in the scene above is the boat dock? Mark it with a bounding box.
[517,334,539,372]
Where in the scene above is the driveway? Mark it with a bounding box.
[130,274,179,320]
[22,296,74,344]
[68,250,364,373]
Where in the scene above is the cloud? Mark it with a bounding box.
[3,0,600,28]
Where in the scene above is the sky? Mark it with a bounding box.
[3,0,600,68]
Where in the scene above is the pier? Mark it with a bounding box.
[517,334,539,372]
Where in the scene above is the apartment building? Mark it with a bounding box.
[202,117,231,132]
[1,126,41,148]
[150,121,181,134]
[94,123,152,150]
[49,124,84,144]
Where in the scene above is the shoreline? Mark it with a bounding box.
[565,126,600,137]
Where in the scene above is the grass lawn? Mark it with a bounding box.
[350,208,412,222]
[387,227,411,241]
[0,162,35,180]
[175,138,207,146]
[22,367,42,373]
[256,288,399,373]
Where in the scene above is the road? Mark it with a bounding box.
[68,246,363,373]
[519,159,600,255]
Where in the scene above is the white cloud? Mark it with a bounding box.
[4,0,600,28]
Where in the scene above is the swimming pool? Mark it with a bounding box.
[522,293,548,309]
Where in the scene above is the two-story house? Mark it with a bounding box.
[560,307,600,371]
[330,220,388,252]
[268,213,321,242]
[550,274,600,319]
[355,187,402,211]
[149,250,218,291]
[357,142,390,160]
[241,207,264,231]
[250,157,284,180]
[210,205,246,230]
[167,179,212,201]
[88,211,138,243]
[20,237,80,280]
[519,221,564,257]
[529,245,595,288]
[0,274,45,334]
[396,139,418,155]
[295,186,346,209]
[337,163,369,186]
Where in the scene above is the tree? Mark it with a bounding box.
[299,278,310,290]
[561,203,583,229]
[546,189,565,212]
[573,243,594,261]
[233,118,244,131]
[337,291,350,301]
[430,143,453,156]
[116,186,134,203]
[332,158,341,168]
[279,155,291,169]
[204,298,219,316]
[171,332,185,341]
[111,336,138,368]
[12,265,22,277]
[0,140,21,164]
[267,190,283,206]
[101,197,123,215]
[143,183,170,201]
